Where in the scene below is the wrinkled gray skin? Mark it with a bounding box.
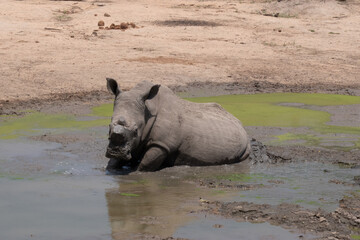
[105,79,251,172]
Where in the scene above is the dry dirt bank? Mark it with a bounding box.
[0,0,359,102]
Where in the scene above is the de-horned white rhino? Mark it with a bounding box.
[105,78,251,172]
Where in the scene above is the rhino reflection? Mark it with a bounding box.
[105,175,199,239]
[105,163,250,239]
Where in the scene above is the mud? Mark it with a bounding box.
[201,194,360,240]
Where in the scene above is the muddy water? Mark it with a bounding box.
[0,93,359,239]
[224,162,360,212]
[174,215,316,240]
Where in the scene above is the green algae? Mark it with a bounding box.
[92,104,113,117]
[2,93,360,142]
[187,93,360,130]
[273,133,322,145]
[92,93,360,130]
[0,172,32,181]
[211,190,227,195]
[188,93,360,149]
[131,179,148,185]
[273,133,360,151]
[351,235,360,240]
[120,193,140,197]
[0,110,109,140]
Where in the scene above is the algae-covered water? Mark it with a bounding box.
[0,93,359,239]
[1,93,360,140]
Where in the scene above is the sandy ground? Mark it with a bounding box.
[1,0,360,102]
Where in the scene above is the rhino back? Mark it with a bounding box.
[174,101,249,165]
[146,86,249,166]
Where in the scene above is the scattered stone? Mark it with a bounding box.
[353,176,360,185]
[267,179,285,184]
[44,27,61,31]
[329,179,354,186]
[213,224,223,228]
[98,20,105,26]
[199,197,210,204]
[104,13,111,17]
[94,14,97,16]
[103,22,137,31]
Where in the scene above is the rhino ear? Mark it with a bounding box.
[106,78,121,96]
[144,85,160,116]
[146,84,160,100]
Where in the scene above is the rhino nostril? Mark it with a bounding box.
[110,133,127,145]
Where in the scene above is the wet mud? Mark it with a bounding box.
[0,87,360,240]
[201,194,360,240]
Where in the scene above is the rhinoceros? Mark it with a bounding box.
[105,78,251,171]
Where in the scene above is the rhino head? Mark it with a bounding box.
[105,78,160,164]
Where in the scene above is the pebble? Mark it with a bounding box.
[98,20,105,26]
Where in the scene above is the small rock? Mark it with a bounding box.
[213,224,223,228]
[120,22,129,30]
[104,13,111,17]
[319,217,326,222]
[199,197,210,204]
[94,14,97,16]
[353,176,360,184]
[98,20,105,26]
[70,35,74,38]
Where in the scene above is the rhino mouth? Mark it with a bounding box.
[106,144,132,161]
